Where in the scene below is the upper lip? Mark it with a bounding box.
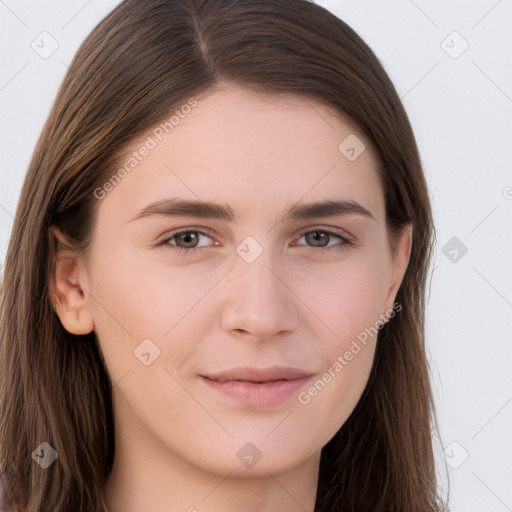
[203,366,315,383]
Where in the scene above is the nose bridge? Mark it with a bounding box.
[219,236,298,339]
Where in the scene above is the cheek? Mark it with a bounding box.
[296,253,389,346]
[86,249,220,377]
[290,255,387,436]
[298,339,376,447]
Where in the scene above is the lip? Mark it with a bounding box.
[201,366,316,407]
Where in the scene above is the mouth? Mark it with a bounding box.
[203,365,315,383]
[200,366,315,407]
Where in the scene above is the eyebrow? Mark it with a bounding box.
[129,197,375,223]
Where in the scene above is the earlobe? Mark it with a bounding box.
[49,228,94,335]
[53,301,94,335]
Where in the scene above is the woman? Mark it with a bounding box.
[0,0,447,510]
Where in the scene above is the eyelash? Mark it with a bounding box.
[156,227,355,255]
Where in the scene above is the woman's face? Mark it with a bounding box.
[54,85,410,480]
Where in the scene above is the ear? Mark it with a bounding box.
[381,223,412,317]
[48,227,94,335]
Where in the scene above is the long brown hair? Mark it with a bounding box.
[0,0,448,510]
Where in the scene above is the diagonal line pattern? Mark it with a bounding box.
[164,163,201,198]
[265,266,337,336]
[266,164,336,234]
[266,472,311,512]
[200,470,234,502]
[0,203,15,220]
[471,0,504,29]
[80,283,133,336]
[400,62,439,100]
[305,100,336,131]
[111,368,132,389]
[472,61,512,104]
[472,471,512,511]
[471,266,512,309]
[0,0,29,28]
[61,0,92,29]
[163,267,234,337]
[265,410,294,438]
[408,0,439,28]
[164,367,233,438]
[470,204,499,233]
[471,397,512,439]
[0,62,29,92]
[164,163,234,236]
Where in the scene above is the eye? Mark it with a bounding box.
[292,229,354,252]
[156,227,354,256]
[156,229,217,254]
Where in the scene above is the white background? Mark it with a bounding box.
[1,1,511,510]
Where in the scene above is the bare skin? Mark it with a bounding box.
[51,84,411,512]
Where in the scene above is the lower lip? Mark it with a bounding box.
[201,376,314,407]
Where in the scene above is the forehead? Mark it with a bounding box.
[98,85,384,224]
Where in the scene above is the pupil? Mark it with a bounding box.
[307,231,328,247]
[179,232,198,247]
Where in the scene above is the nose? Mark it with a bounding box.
[219,246,298,342]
